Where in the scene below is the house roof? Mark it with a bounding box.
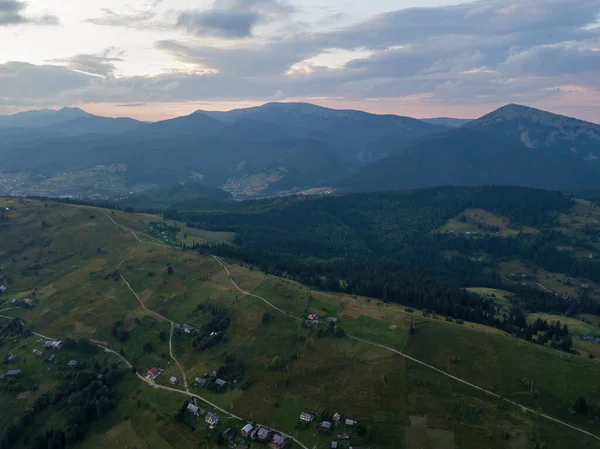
[195,377,207,384]
[241,424,254,433]
[187,403,200,413]
[320,421,332,429]
[272,433,286,443]
[6,370,22,376]
[300,412,314,421]
[205,412,219,423]
[345,419,356,425]
[215,378,227,386]
[257,427,270,439]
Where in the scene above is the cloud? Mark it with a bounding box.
[85,2,165,29]
[175,0,296,38]
[115,103,147,108]
[3,0,600,122]
[86,8,155,27]
[51,48,124,78]
[0,0,59,26]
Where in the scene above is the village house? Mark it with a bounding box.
[182,324,196,334]
[256,427,271,442]
[205,412,219,426]
[0,285,7,294]
[22,297,35,307]
[169,376,179,385]
[300,412,315,423]
[222,428,235,441]
[146,367,162,380]
[6,369,22,377]
[5,352,17,363]
[215,378,227,388]
[43,339,63,350]
[241,423,254,437]
[194,377,207,387]
[345,419,357,427]
[331,442,338,449]
[48,354,56,362]
[332,413,341,423]
[187,403,201,416]
[320,421,333,432]
[68,360,78,368]
[269,433,290,449]
[308,313,319,320]
[32,349,44,357]
[327,317,338,324]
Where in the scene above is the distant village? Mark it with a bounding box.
[1,337,77,382]
[179,399,362,449]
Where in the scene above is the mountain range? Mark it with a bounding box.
[0,102,599,200]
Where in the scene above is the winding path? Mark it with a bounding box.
[212,259,600,443]
[211,255,301,321]
[102,213,308,449]
[119,274,189,391]
[4,210,593,448]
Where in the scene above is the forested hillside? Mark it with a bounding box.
[164,186,600,327]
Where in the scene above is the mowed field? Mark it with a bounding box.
[1,199,600,448]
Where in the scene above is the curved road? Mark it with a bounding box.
[212,258,600,443]
[211,255,301,321]
[119,273,189,392]
[102,214,308,449]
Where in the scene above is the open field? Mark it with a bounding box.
[438,208,538,236]
[2,199,600,448]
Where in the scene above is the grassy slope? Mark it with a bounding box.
[1,199,600,448]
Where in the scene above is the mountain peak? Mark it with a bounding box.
[57,107,92,118]
[474,103,600,127]
[467,103,600,155]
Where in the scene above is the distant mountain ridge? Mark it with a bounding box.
[342,104,600,193]
[192,102,451,162]
[0,107,91,128]
[466,104,600,161]
[1,101,600,199]
[421,117,472,127]
[0,107,146,136]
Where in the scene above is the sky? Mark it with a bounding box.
[0,0,599,122]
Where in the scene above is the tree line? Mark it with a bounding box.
[1,367,123,449]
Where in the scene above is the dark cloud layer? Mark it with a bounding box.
[51,48,125,78]
[175,0,296,38]
[0,0,58,25]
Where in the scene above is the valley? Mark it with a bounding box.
[2,194,600,448]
